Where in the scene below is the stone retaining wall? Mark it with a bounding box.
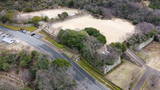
[135,37,154,51]
[103,57,121,74]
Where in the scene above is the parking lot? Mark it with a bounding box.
[0,30,18,44]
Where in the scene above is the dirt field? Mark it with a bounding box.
[16,8,135,44]
[137,42,160,71]
[142,71,160,90]
[17,8,79,21]
[51,15,135,44]
[106,60,143,89]
[0,39,35,52]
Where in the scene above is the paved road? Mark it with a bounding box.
[0,26,109,90]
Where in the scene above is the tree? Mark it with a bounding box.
[43,16,49,22]
[23,8,33,12]
[84,27,106,44]
[31,50,40,60]
[52,58,71,69]
[57,29,87,50]
[36,57,49,70]
[2,63,10,71]
[0,10,16,23]
[135,22,155,34]
[0,15,10,23]
[29,16,43,26]
[80,36,103,67]
[19,51,32,68]
[110,42,127,53]
[31,16,42,22]
[58,12,69,20]
[149,0,160,9]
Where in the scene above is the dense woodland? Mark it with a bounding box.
[0,0,160,26]
[0,50,76,90]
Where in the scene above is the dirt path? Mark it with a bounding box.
[16,8,80,21]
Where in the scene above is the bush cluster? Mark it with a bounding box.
[58,28,120,72]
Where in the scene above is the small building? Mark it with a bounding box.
[97,46,121,74]
[2,37,15,44]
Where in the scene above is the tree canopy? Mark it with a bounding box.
[0,50,76,90]
[84,27,106,44]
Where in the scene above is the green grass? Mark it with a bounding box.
[0,23,20,30]
[76,60,122,90]
[0,23,37,32]
[22,26,37,32]
[40,31,64,49]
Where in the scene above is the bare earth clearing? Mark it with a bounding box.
[137,42,160,71]
[106,60,143,89]
[51,15,135,44]
[17,8,135,44]
[17,8,80,21]
[0,40,35,52]
[142,72,160,90]
[136,42,160,90]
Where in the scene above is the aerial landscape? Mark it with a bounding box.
[0,0,160,90]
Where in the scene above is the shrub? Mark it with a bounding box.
[19,54,32,67]
[43,16,49,22]
[52,58,71,68]
[23,8,33,12]
[2,63,10,71]
[31,16,43,23]
[58,12,69,20]
[0,15,10,23]
[0,10,16,23]
[110,42,127,52]
[36,58,49,70]
[146,30,158,38]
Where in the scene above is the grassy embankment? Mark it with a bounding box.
[39,30,64,49]
[77,60,122,90]
[0,23,37,32]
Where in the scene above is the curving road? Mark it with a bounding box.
[0,26,109,90]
